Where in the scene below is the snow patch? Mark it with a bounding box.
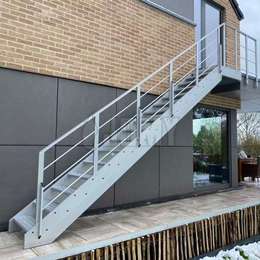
[201,242,260,259]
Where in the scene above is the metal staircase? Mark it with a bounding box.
[9,23,228,248]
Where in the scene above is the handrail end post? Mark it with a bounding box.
[169,62,174,117]
[136,86,141,147]
[223,24,226,67]
[196,43,200,86]
[36,151,44,238]
[93,113,100,176]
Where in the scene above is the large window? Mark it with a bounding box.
[193,106,229,189]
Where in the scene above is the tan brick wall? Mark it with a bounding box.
[0,0,194,91]
[201,94,240,109]
[0,0,240,92]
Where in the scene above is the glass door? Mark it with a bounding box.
[195,0,222,68]
[203,2,221,67]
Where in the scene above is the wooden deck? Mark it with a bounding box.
[1,185,260,260]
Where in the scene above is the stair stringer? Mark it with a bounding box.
[23,67,222,248]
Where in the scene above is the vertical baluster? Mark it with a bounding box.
[245,35,249,85]
[136,85,142,147]
[169,62,174,117]
[223,24,226,67]
[36,151,44,238]
[255,39,259,87]
[235,29,238,70]
[217,28,222,73]
[196,43,200,86]
[93,113,99,176]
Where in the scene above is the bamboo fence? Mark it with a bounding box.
[62,205,260,260]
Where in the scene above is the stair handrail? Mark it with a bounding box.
[35,22,227,238]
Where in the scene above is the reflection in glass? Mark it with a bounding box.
[204,3,221,67]
[193,106,229,188]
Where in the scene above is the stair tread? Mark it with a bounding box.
[32,200,59,214]
[52,185,75,195]
[15,215,35,232]
[68,171,92,179]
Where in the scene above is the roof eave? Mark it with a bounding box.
[230,0,244,21]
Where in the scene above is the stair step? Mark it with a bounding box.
[83,160,106,166]
[32,201,59,215]
[99,147,121,154]
[68,171,92,180]
[144,107,168,116]
[44,201,59,214]
[109,138,133,144]
[175,85,194,94]
[153,102,168,108]
[14,215,35,233]
[51,185,75,195]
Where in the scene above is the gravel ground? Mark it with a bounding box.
[201,242,260,259]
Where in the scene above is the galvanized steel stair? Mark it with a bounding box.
[9,24,226,248]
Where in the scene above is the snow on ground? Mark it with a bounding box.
[201,242,260,259]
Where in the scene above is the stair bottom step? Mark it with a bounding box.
[14,215,35,232]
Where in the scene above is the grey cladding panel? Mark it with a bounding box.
[114,147,160,206]
[89,187,114,210]
[241,76,260,112]
[0,69,57,145]
[160,111,193,147]
[159,146,193,197]
[0,146,54,228]
[57,79,117,145]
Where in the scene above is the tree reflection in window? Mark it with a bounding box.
[193,106,229,188]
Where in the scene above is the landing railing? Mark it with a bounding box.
[35,23,253,238]
[225,24,258,86]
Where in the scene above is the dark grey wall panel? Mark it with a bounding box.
[142,0,194,22]
[57,79,117,145]
[115,147,160,206]
[0,146,55,229]
[240,76,260,112]
[159,147,193,197]
[0,69,57,145]
[161,111,193,146]
[90,187,114,210]
[230,110,238,187]
[55,146,92,177]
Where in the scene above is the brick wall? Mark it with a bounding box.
[0,0,194,91]
[201,94,240,109]
[0,0,240,92]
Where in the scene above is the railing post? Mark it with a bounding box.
[255,39,259,87]
[245,35,249,85]
[223,24,226,67]
[93,113,99,175]
[217,28,222,73]
[36,151,44,239]
[235,29,238,70]
[196,43,200,86]
[169,61,174,117]
[136,85,141,147]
